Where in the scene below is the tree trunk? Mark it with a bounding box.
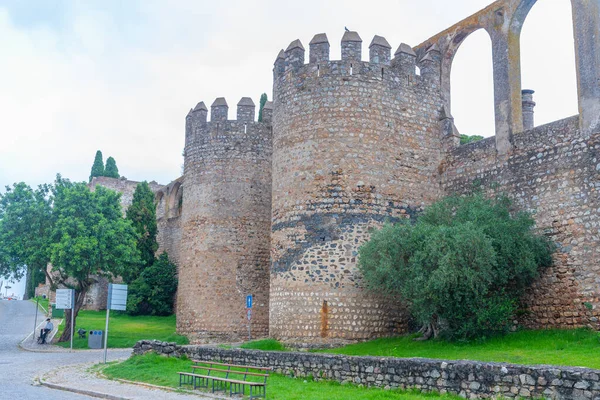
[57,289,87,343]
[23,266,32,300]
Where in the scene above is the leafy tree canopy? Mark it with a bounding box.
[89,150,105,182]
[127,252,177,316]
[358,193,553,341]
[125,181,158,282]
[0,182,53,286]
[104,156,120,179]
[50,176,141,341]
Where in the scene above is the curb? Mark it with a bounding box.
[39,379,128,400]
[113,378,226,399]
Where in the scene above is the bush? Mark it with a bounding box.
[127,252,178,316]
[358,194,553,341]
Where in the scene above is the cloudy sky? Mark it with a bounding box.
[0,0,578,192]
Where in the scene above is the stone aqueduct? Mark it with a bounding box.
[92,0,600,343]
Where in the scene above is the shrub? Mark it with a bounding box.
[358,193,553,340]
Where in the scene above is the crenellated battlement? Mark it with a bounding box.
[273,31,441,86]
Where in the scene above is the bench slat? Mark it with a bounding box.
[186,373,265,386]
[191,365,269,377]
[191,360,271,371]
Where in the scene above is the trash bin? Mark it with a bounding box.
[88,330,104,349]
[51,304,64,318]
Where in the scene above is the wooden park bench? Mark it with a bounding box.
[178,360,271,399]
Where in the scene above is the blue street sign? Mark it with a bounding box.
[246,294,253,309]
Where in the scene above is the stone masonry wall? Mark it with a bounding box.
[135,340,600,399]
[178,110,272,342]
[270,37,443,342]
[442,116,600,329]
[89,176,164,211]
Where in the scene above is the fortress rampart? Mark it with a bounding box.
[442,116,600,328]
[269,33,445,341]
[177,98,272,341]
[91,0,600,343]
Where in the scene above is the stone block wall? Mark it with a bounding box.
[177,106,272,342]
[270,36,443,342]
[89,176,164,211]
[442,116,600,329]
[134,340,600,399]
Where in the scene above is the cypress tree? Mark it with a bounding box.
[125,181,158,282]
[104,156,120,178]
[257,93,268,122]
[89,150,104,182]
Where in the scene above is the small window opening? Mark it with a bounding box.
[350,63,353,75]
[317,65,320,77]
[381,68,384,79]
[244,123,247,133]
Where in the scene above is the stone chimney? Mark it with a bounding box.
[522,89,536,131]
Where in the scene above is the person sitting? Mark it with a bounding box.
[40,318,53,344]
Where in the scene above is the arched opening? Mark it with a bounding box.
[167,182,183,218]
[156,191,165,220]
[520,0,578,127]
[450,29,495,141]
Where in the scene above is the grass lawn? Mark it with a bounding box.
[55,310,188,349]
[317,329,600,369]
[30,296,49,314]
[240,339,288,351]
[102,352,461,400]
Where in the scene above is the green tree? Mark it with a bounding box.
[126,252,178,316]
[89,150,105,182]
[358,194,553,341]
[0,182,54,298]
[50,176,140,342]
[460,134,484,145]
[104,156,120,179]
[257,93,268,122]
[125,181,158,282]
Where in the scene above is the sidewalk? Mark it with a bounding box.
[40,362,224,400]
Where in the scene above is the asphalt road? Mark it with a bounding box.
[0,299,130,399]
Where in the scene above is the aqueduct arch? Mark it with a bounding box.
[416,0,600,153]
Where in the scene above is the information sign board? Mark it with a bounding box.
[246,294,253,309]
[55,289,74,309]
[107,283,128,311]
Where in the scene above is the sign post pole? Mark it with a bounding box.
[70,290,75,350]
[32,297,39,343]
[55,289,75,347]
[246,295,253,341]
[103,308,110,364]
[104,283,128,364]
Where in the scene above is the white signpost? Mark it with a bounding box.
[55,288,75,350]
[104,283,127,363]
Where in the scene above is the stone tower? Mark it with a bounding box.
[269,32,445,342]
[177,96,272,342]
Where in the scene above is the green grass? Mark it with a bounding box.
[30,296,49,313]
[55,310,188,349]
[240,339,288,351]
[317,329,600,369]
[102,352,461,400]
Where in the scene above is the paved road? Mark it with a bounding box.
[0,299,130,399]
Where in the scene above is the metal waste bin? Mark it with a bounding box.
[88,330,104,349]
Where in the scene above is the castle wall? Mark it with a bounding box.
[177,106,272,342]
[442,116,600,328]
[270,37,444,342]
[89,176,163,211]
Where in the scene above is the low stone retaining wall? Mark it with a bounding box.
[134,340,600,399]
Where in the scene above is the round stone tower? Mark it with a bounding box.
[177,97,272,342]
[270,32,444,342]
